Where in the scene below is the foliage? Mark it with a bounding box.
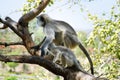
[6,62,18,72]
[4,76,17,80]
[21,0,55,14]
[87,2,120,59]
[86,2,120,79]
[21,0,94,14]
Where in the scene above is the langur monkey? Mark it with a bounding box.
[36,14,94,75]
[47,43,87,73]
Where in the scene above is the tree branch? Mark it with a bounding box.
[0,54,65,77]
[0,24,8,29]
[0,54,108,80]
[18,0,50,26]
[0,42,24,47]
[0,18,22,38]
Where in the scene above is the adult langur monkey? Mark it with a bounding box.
[36,14,94,75]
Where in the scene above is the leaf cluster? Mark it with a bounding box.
[21,0,54,14]
[86,3,120,79]
[87,4,120,59]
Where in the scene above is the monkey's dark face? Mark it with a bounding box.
[36,15,46,27]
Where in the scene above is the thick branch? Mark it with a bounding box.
[0,54,107,80]
[0,42,24,47]
[18,0,50,25]
[0,55,65,77]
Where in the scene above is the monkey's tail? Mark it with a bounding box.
[75,60,88,74]
[78,42,94,75]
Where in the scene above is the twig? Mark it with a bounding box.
[0,42,24,47]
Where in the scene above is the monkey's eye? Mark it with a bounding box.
[40,16,44,22]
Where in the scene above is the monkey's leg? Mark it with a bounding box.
[47,49,54,56]
[53,51,61,63]
[61,54,67,67]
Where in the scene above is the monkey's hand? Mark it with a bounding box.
[31,45,40,50]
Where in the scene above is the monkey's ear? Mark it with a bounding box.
[40,16,45,22]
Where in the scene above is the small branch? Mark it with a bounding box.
[5,17,18,27]
[0,17,17,30]
[0,18,22,38]
[0,54,65,77]
[0,24,8,29]
[38,37,46,48]
[0,42,24,47]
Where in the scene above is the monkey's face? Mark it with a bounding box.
[36,15,45,27]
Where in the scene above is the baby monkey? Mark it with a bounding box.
[47,43,86,73]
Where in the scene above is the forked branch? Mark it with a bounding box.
[0,18,22,38]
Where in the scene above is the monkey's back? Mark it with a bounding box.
[54,20,77,35]
[50,20,79,48]
[55,46,83,70]
[55,46,76,59]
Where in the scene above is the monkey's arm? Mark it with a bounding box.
[31,37,46,50]
[40,27,55,56]
[40,37,53,56]
[53,50,61,63]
